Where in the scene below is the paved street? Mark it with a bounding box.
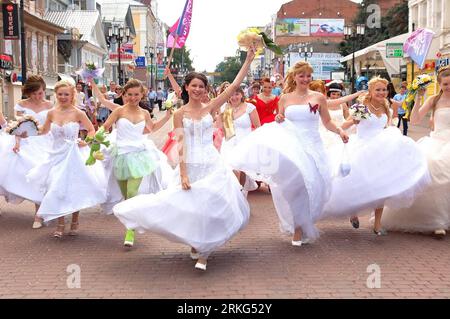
[1,111,449,299]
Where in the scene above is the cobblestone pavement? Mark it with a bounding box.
[1,112,449,299]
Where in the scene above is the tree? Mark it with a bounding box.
[166,46,195,72]
[214,55,242,84]
[339,0,408,57]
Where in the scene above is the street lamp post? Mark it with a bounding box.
[298,45,313,62]
[108,25,130,85]
[344,24,365,93]
[145,46,154,88]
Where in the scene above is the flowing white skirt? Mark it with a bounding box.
[101,134,174,214]
[0,133,52,204]
[228,120,332,240]
[322,127,431,219]
[113,156,250,258]
[382,129,450,232]
[27,141,107,222]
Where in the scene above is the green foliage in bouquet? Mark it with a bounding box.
[85,126,110,165]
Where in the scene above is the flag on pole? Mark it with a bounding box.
[403,28,435,69]
[167,0,194,48]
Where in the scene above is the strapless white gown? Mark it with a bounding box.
[101,118,174,213]
[382,108,450,232]
[113,113,250,258]
[220,103,258,192]
[229,104,332,240]
[26,122,107,221]
[0,104,53,204]
[322,113,431,219]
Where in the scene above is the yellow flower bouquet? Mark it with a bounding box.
[237,28,282,55]
[403,74,433,120]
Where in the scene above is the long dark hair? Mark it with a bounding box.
[181,72,208,104]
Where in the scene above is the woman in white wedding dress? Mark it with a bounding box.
[0,75,53,228]
[113,48,255,271]
[321,76,431,235]
[229,61,349,246]
[218,87,261,195]
[94,79,173,248]
[382,66,450,237]
[26,80,107,238]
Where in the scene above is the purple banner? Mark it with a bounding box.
[403,28,435,69]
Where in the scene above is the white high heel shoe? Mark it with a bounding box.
[291,240,302,246]
[195,262,207,271]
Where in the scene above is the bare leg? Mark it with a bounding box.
[239,171,246,188]
[373,207,387,235]
[69,212,79,236]
[292,228,303,246]
[32,204,43,229]
[54,216,65,238]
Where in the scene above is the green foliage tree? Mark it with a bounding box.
[214,54,243,84]
[339,0,408,57]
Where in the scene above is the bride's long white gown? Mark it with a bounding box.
[0,104,52,204]
[113,113,250,258]
[26,122,107,222]
[229,104,332,240]
[382,108,450,232]
[321,113,431,219]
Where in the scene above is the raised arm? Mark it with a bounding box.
[319,94,349,143]
[327,90,365,107]
[164,67,182,97]
[90,80,120,111]
[206,48,256,114]
[0,110,6,127]
[102,108,121,131]
[144,109,173,133]
[410,89,432,125]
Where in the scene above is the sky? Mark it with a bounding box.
[155,0,290,72]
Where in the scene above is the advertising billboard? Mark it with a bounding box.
[310,19,344,37]
[276,18,310,36]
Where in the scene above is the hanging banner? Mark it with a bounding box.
[0,53,13,70]
[2,3,19,40]
[403,28,435,69]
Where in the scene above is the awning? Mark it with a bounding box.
[340,32,440,78]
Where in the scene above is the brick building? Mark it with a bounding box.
[271,0,404,79]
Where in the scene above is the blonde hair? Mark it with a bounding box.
[359,76,390,119]
[431,66,450,113]
[218,81,230,94]
[54,80,76,106]
[283,61,314,94]
[309,80,326,95]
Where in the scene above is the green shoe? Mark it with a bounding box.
[124,229,135,247]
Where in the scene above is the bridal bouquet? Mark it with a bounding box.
[237,28,283,55]
[76,62,105,81]
[85,126,110,165]
[5,115,39,136]
[403,74,433,120]
[349,103,371,120]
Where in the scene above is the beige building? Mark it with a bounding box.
[0,0,64,118]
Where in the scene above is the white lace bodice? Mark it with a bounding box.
[15,104,50,126]
[182,113,220,182]
[51,122,80,142]
[433,108,450,132]
[356,113,387,140]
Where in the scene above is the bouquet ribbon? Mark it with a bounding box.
[222,108,235,141]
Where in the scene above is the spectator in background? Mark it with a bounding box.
[107,81,117,101]
[148,87,157,111]
[156,87,164,111]
[270,76,282,96]
[113,86,124,105]
[391,81,408,135]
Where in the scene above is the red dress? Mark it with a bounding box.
[252,95,279,125]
